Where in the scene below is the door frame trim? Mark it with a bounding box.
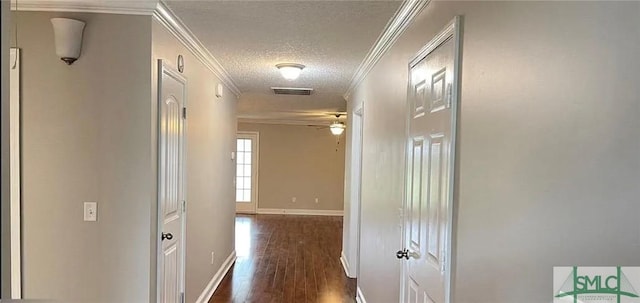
[9,47,22,299]
[156,59,187,303]
[400,16,462,303]
[235,131,260,214]
[353,103,364,278]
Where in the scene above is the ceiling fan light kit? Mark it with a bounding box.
[330,121,345,136]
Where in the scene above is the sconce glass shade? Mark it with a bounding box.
[51,18,86,65]
[276,63,305,80]
[329,122,345,136]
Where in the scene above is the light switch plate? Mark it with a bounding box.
[216,83,224,98]
[84,202,97,222]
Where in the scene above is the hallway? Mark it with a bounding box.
[210,215,356,303]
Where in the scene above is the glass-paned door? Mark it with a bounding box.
[236,132,258,213]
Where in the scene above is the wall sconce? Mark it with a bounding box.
[51,18,86,65]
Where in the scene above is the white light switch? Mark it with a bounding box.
[84,202,97,221]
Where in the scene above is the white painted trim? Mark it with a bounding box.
[238,118,330,127]
[195,250,237,303]
[340,251,354,278]
[343,0,430,100]
[356,286,367,303]
[153,1,241,98]
[256,208,343,217]
[9,0,242,98]
[351,104,364,279]
[235,131,259,214]
[9,47,21,299]
[10,0,157,15]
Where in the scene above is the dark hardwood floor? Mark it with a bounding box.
[209,214,356,303]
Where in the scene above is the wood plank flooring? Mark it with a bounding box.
[209,214,356,303]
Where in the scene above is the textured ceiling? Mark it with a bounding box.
[166,0,401,122]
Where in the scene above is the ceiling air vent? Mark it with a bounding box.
[271,87,313,96]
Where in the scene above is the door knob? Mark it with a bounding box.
[396,249,409,260]
[161,232,173,241]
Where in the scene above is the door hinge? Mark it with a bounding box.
[182,107,187,119]
[182,200,186,213]
[446,83,453,107]
[441,251,447,273]
[180,292,185,303]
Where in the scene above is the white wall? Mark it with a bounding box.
[15,11,154,303]
[12,11,237,303]
[237,122,346,212]
[152,19,237,303]
[348,2,640,302]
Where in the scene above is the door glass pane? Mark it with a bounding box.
[236,137,253,203]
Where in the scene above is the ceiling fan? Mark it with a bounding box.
[308,113,346,136]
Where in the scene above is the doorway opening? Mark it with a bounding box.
[343,105,364,280]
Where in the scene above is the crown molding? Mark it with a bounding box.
[10,0,157,15]
[153,1,241,97]
[237,118,330,127]
[343,0,430,101]
[11,0,242,98]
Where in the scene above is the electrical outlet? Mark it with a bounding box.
[211,252,215,264]
[292,197,296,203]
[84,202,97,221]
[315,198,319,204]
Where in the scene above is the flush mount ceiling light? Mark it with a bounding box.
[276,63,305,80]
[329,121,345,136]
[51,18,86,65]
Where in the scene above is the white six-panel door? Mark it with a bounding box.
[158,60,187,303]
[401,17,461,303]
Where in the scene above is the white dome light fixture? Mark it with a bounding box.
[51,18,86,65]
[329,121,345,136]
[276,63,305,80]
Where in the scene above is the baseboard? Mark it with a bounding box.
[340,251,355,278]
[257,208,343,216]
[356,286,367,303]
[195,250,237,303]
